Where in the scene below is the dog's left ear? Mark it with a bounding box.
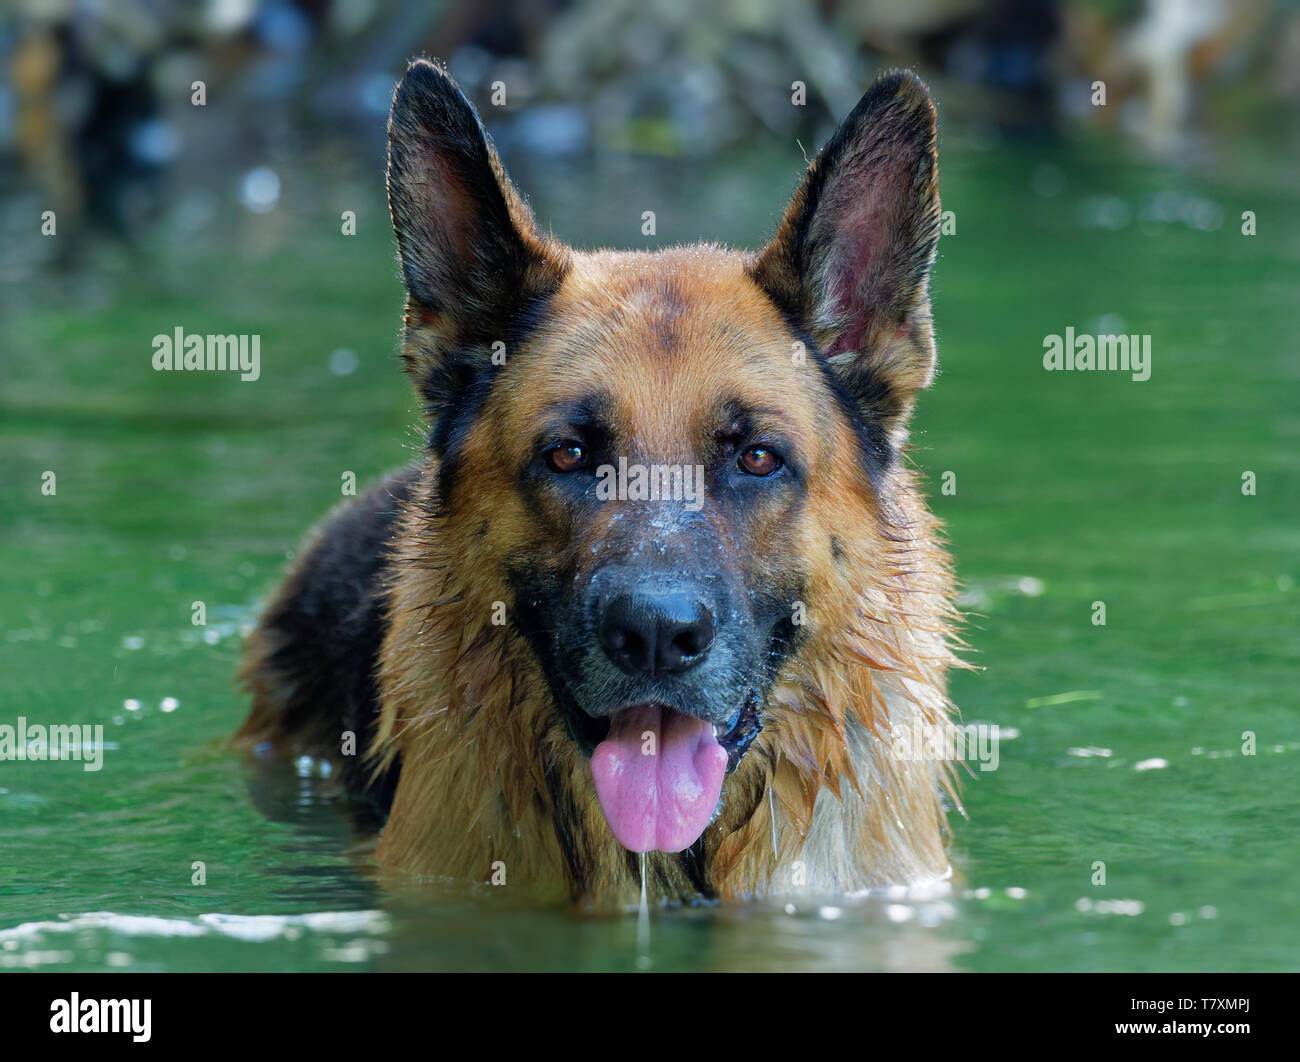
[749,70,940,458]
[387,59,568,415]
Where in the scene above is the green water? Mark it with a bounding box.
[2,130,1297,971]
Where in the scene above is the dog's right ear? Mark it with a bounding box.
[748,70,940,462]
[387,60,568,412]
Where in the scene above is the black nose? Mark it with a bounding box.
[598,592,716,676]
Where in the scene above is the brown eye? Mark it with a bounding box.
[738,446,782,477]
[547,443,588,473]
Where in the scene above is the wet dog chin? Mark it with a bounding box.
[589,704,729,853]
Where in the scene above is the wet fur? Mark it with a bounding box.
[237,61,963,908]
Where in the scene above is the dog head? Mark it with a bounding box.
[385,60,940,856]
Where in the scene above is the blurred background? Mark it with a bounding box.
[2,0,1298,277]
[1,0,1297,972]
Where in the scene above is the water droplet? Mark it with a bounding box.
[329,348,359,376]
[637,852,650,967]
[240,167,281,214]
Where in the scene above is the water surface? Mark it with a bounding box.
[2,129,1297,971]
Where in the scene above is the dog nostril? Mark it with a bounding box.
[671,630,702,658]
[599,596,653,674]
[660,604,714,671]
[621,631,650,671]
[599,593,715,676]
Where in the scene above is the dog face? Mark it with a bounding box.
[385,60,939,855]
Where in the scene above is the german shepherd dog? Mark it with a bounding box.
[236,60,962,907]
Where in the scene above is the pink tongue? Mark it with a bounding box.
[590,705,728,853]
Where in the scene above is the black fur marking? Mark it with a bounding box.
[764,604,804,688]
[516,391,617,509]
[762,309,895,485]
[813,354,896,481]
[427,357,498,504]
[722,691,764,774]
[544,757,595,893]
[425,289,564,505]
[244,468,420,822]
[504,563,608,755]
[679,837,718,899]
